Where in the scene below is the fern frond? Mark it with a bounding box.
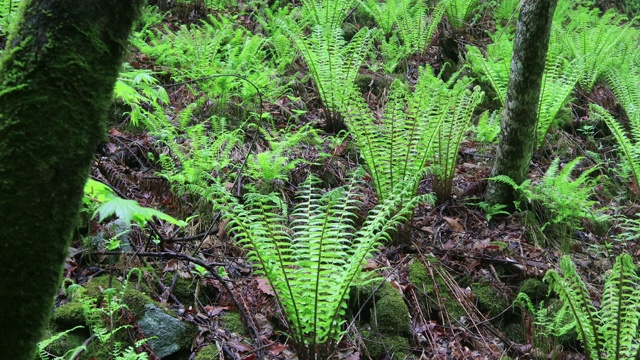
[600,254,640,359]
[544,256,602,359]
[590,104,640,189]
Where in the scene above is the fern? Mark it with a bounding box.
[212,171,426,359]
[132,14,285,107]
[341,66,480,203]
[490,157,601,233]
[513,293,576,355]
[467,35,580,146]
[427,70,484,202]
[443,0,481,30]
[590,104,640,190]
[0,0,20,36]
[544,254,640,360]
[554,6,633,91]
[395,0,446,55]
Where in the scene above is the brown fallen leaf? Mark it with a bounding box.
[443,216,465,232]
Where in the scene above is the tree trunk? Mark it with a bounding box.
[0,1,143,358]
[485,0,558,207]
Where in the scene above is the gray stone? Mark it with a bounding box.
[138,304,186,358]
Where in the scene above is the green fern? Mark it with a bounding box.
[395,0,446,55]
[0,0,20,36]
[443,0,481,30]
[544,254,640,360]
[553,6,633,91]
[341,66,480,203]
[212,171,426,359]
[513,293,576,355]
[467,35,580,146]
[590,104,640,190]
[132,14,285,107]
[428,70,484,202]
[490,157,601,234]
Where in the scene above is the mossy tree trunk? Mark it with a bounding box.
[485,0,558,207]
[0,1,143,358]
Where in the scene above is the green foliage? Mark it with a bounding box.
[495,0,519,24]
[591,63,640,189]
[544,254,640,360]
[490,157,601,233]
[39,272,150,360]
[590,104,640,190]
[212,172,425,359]
[342,66,481,203]
[472,110,500,144]
[244,124,320,192]
[112,66,168,127]
[513,293,576,356]
[154,107,244,206]
[84,179,186,228]
[394,0,446,55]
[553,6,634,91]
[467,36,580,146]
[283,2,373,127]
[428,71,484,202]
[443,0,481,30]
[0,0,20,36]
[361,0,446,56]
[132,14,285,107]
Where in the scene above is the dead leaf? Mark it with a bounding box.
[205,305,229,316]
[163,259,178,272]
[256,278,275,296]
[444,217,465,232]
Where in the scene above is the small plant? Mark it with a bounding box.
[472,110,500,144]
[395,0,446,56]
[476,201,510,222]
[38,272,150,360]
[282,0,373,131]
[212,171,428,359]
[0,0,20,37]
[443,0,481,31]
[342,66,482,204]
[112,66,168,128]
[84,179,186,229]
[544,254,640,360]
[513,293,576,358]
[490,157,602,238]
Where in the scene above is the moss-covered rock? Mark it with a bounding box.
[195,344,220,360]
[51,302,86,328]
[370,289,411,337]
[163,275,217,307]
[361,330,411,360]
[472,281,508,318]
[221,312,246,336]
[40,329,87,358]
[85,275,156,317]
[408,259,466,323]
[518,278,548,303]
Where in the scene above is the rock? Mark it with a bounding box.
[138,303,188,358]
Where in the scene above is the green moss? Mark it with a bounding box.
[370,289,411,337]
[221,312,246,336]
[51,302,85,328]
[408,259,466,323]
[361,330,410,360]
[472,281,507,318]
[195,344,220,360]
[518,278,548,303]
[41,329,87,358]
[85,275,157,317]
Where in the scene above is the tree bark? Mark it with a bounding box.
[0,1,143,358]
[485,0,558,207]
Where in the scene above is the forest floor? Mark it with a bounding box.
[32,1,640,359]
